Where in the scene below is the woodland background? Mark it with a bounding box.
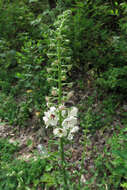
[0,0,127,189]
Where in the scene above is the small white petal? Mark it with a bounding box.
[68,107,78,117]
[46,102,50,107]
[67,133,74,140]
[43,116,49,125]
[62,110,66,117]
[70,126,79,133]
[62,116,77,129]
[44,111,49,117]
[50,106,57,112]
[53,128,59,136]
[51,119,58,126]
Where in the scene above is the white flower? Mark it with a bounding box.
[67,133,74,140]
[70,126,79,133]
[53,128,67,138]
[68,107,78,117]
[62,116,77,129]
[43,106,58,128]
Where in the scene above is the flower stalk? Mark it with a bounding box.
[57,31,68,189]
[43,10,79,189]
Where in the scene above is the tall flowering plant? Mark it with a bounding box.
[43,10,79,189]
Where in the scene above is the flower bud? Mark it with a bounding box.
[65,57,71,63]
[59,104,65,111]
[56,36,63,41]
[51,88,58,96]
[26,89,33,93]
[47,102,50,107]
[47,78,52,82]
[50,43,55,48]
[45,96,49,102]
[35,112,40,116]
[67,82,73,88]
[62,70,66,74]
[62,96,67,102]
[65,39,70,43]
[52,60,58,66]
[47,68,52,73]
[67,64,72,70]
[62,75,66,81]
[67,91,74,99]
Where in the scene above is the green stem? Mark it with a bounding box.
[58,36,68,189]
[58,36,62,127]
[60,138,68,189]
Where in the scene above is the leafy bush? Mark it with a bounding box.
[0,138,19,162]
[0,139,47,190]
[87,126,127,190]
[0,2,50,126]
[0,158,46,190]
[96,66,127,90]
[0,93,17,124]
[68,1,127,95]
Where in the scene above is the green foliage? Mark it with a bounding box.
[0,138,19,162]
[0,159,46,190]
[97,66,127,90]
[83,126,127,190]
[110,128,127,188]
[0,1,50,126]
[0,1,34,47]
[0,139,47,190]
[80,94,118,133]
[0,93,17,124]
[69,1,127,94]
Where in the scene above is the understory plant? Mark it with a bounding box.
[0,139,47,190]
[43,10,79,189]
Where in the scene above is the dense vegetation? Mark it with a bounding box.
[0,0,127,189]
